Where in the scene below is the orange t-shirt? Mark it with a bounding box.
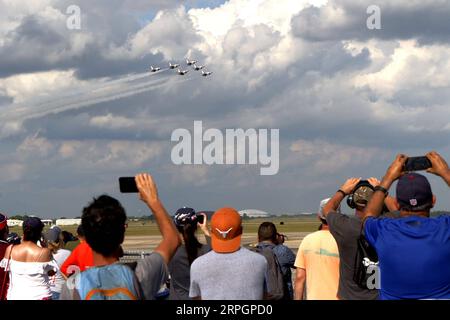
[295,230,340,300]
[61,241,94,276]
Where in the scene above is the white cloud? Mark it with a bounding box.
[0,70,84,103]
[89,114,135,129]
[17,132,54,157]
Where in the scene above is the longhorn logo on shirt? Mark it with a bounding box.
[215,227,233,239]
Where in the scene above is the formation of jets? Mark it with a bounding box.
[149,58,212,77]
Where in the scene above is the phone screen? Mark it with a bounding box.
[119,177,139,193]
[404,157,432,172]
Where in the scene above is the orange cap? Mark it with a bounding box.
[210,207,242,253]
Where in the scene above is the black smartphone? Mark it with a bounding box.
[404,156,432,172]
[196,214,204,224]
[119,177,139,193]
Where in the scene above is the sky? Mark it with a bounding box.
[1,0,450,218]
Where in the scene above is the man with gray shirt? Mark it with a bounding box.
[189,207,267,300]
[322,177,397,300]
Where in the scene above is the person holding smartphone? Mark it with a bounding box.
[60,173,181,300]
[168,208,211,300]
[363,151,450,299]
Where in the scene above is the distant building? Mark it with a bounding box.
[7,219,23,227]
[42,219,53,226]
[238,209,270,218]
[56,218,81,226]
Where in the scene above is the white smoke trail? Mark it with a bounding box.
[0,68,194,124]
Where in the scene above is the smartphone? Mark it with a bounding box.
[196,214,205,224]
[119,177,139,193]
[404,156,432,172]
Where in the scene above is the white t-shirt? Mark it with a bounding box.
[50,249,71,294]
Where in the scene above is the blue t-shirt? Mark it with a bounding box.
[364,215,450,300]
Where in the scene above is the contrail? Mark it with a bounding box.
[0,68,194,124]
[31,68,170,110]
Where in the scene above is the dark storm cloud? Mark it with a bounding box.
[292,0,450,44]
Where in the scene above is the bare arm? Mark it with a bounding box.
[322,178,361,218]
[368,177,398,212]
[364,154,407,222]
[135,173,181,265]
[384,196,398,212]
[294,268,306,300]
[426,151,450,187]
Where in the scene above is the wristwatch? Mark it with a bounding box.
[337,189,347,197]
[374,185,389,196]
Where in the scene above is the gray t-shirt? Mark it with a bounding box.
[60,252,168,300]
[326,212,379,300]
[189,247,267,300]
[168,243,211,300]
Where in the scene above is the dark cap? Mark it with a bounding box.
[173,207,197,228]
[0,213,7,231]
[396,173,433,211]
[23,217,44,230]
[44,226,62,243]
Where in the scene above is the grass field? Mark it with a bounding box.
[8,216,320,251]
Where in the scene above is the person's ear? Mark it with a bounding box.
[432,194,437,207]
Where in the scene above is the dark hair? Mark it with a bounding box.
[177,223,201,265]
[258,222,278,243]
[76,224,85,238]
[81,195,127,257]
[23,223,44,243]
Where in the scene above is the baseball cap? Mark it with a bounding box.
[173,207,198,228]
[210,207,242,253]
[44,226,62,243]
[23,216,44,230]
[396,173,433,211]
[0,213,7,231]
[318,198,341,220]
[353,186,374,208]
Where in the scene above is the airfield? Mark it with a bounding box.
[8,216,320,254]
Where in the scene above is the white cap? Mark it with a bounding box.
[318,198,341,220]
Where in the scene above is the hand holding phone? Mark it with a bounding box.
[196,214,205,224]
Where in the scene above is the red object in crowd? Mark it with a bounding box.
[60,240,94,276]
[0,242,9,300]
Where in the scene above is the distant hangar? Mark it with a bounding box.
[238,209,271,218]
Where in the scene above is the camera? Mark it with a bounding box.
[6,232,21,245]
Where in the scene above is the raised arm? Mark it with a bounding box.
[322,178,361,217]
[364,154,407,222]
[135,173,181,265]
[426,151,450,187]
[367,177,399,212]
